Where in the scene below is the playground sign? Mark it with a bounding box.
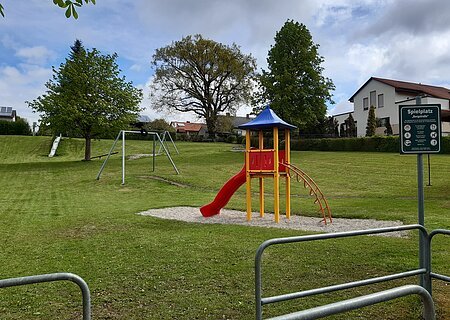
[399,104,441,154]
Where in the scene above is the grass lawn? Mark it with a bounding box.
[0,135,448,319]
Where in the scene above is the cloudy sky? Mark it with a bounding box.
[2,0,450,125]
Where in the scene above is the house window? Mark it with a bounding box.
[378,94,384,108]
[378,117,392,135]
[363,97,369,110]
[370,91,376,107]
[379,117,390,127]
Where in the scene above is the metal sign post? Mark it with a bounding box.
[399,99,441,293]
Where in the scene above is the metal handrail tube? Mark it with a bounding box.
[430,272,450,282]
[428,229,450,293]
[261,269,426,305]
[266,285,435,320]
[257,225,426,253]
[255,224,427,319]
[0,273,91,320]
[429,229,450,239]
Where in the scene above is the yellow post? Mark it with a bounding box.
[245,130,252,221]
[258,130,264,217]
[285,129,291,219]
[273,127,280,223]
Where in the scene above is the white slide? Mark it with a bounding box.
[48,134,62,157]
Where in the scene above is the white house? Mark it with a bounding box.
[335,77,450,137]
[332,111,354,137]
[0,107,16,122]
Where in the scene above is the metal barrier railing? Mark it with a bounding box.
[255,224,450,319]
[429,229,450,287]
[0,272,90,320]
[266,285,435,320]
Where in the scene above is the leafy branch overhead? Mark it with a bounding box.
[53,0,96,19]
[0,0,96,19]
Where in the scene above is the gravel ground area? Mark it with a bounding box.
[137,206,408,237]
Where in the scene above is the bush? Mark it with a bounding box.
[0,118,32,135]
[236,134,450,154]
[292,136,399,152]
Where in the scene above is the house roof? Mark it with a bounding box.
[231,116,253,128]
[238,105,296,130]
[349,77,450,102]
[217,114,255,128]
[332,111,353,117]
[174,122,206,133]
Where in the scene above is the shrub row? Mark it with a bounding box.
[292,136,399,152]
[246,135,450,154]
[0,119,32,135]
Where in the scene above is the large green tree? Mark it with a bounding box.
[255,20,335,133]
[0,0,95,18]
[28,40,143,160]
[150,34,256,137]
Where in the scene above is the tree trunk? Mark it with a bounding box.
[206,117,217,140]
[84,135,91,161]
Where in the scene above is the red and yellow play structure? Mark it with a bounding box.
[200,106,332,224]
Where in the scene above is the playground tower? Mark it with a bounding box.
[200,105,331,224]
[237,106,296,223]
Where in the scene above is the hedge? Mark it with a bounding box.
[292,136,399,152]
[0,119,32,135]
[246,135,450,154]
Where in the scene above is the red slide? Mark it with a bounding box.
[200,166,246,217]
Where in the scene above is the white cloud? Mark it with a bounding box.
[130,64,143,72]
[329,99,353,116]
[347,44,389,84]
[3,0,450,126]
[15,46,56,65]
[0,64,52,124]
[136,77,199,123]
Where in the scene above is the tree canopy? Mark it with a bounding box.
[0,0,96,19]
[255,20,335,133]
[150,34,257,137]
[28,40,143,160]
[145,119,175,133]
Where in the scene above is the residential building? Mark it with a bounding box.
[218,113,254,136]
[332,111,355,137]
[170,121,208,136]
[336,77,450,137]
[170,114,254,137]
[0,107,16,122]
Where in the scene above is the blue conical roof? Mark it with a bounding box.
[238,105,296,130]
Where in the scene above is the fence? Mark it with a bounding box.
[255,224,449,319]
[0,273,90,320]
